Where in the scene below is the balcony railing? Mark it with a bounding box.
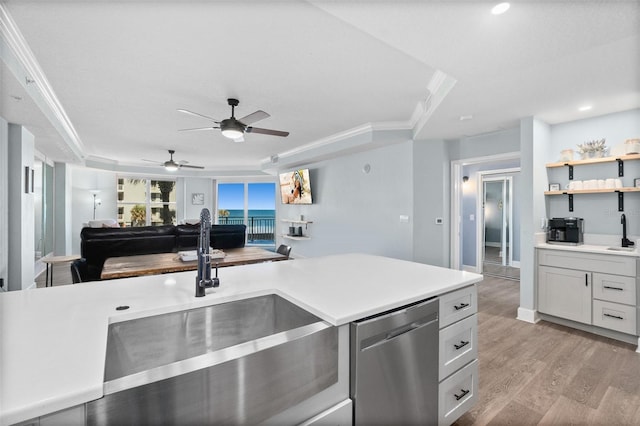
[219,216,275,243]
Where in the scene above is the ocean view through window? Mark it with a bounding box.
[218,182,276,247]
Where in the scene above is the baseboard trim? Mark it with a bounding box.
[539,313,639,347]
[511,261,520,268]
[517,307,539,324]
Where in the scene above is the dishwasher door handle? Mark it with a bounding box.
[360,313,438,351]
[385,322,420,341]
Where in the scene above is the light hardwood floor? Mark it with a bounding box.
[456,276,640,425]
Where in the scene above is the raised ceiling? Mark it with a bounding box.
[1,0,639,175]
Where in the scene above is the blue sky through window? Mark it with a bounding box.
[218,183,275,210]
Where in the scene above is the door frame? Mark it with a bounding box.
[450,152,520,270]
[479,173,515,271]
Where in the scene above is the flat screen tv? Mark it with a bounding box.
[279,169,313,204]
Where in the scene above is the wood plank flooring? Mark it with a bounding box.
[455,276,640,425]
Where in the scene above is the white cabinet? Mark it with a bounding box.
[537,248,639,340]
[538,265,591,324]
[438,285,478,426]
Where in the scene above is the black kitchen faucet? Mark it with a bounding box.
[621,213,635,248]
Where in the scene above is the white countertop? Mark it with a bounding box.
[0,253,482,425]
[536,242,640,257]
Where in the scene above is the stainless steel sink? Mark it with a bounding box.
[606,246,636,252]
[87,294,338,425]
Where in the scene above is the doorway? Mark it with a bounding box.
[479,172,519,280]
[482,177,512,266]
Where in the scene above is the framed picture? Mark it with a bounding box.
[635,179,640,188]
[191,193,204,205]
[549,183,560,191]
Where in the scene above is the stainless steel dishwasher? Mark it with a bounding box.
[350,297,439,425]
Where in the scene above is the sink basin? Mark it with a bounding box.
[88,294,338,425]
[606,246,636,252]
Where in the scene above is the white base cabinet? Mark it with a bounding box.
[438,285,479,426]
[537,248,639,344]
[538,265,591,324]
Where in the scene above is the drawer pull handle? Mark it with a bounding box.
[603,285,624,291]
[454,389,470,401]
[604,313,624,320]
[454,340,470,350]
[454,302,470,311]
[585,274,588,287]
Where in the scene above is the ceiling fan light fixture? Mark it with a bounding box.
[221,128,244,139]
[164,162,179,172]
[220,118,245,140]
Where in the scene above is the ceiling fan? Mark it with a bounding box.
[177,98,289,142]
[142,150,204,172]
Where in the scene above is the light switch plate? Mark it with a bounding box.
[399,215,410,223]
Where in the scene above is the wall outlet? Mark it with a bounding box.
[470,214,475,221]
[435,217,444,225]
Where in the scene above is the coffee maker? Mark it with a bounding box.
[547,217,584,245]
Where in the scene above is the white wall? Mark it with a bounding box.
[7,124,35,290]
[0,117,8,292]
[519,116,551,319]
[277,141,414,260]
[69,166,118,255]
[178,177,214,222]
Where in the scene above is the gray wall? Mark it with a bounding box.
[277,140,415,261]
[413,139,450,266]
[547,109,640,237]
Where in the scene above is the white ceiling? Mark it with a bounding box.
[1,0,639,175]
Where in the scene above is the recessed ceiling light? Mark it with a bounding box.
[491,2,510,15]
[459,115,473,121]
[578,105,592,112]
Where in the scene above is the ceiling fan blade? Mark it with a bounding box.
[179,164,205,169]
[238,110,270,125]
[178,126,219,132]
[141,159,161,164]
[246,127,289,137]
[177,109,220,123]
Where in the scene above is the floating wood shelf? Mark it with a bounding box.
[546,153,640,168]
[544,187,640,195]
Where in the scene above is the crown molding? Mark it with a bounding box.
[0,4,85,161]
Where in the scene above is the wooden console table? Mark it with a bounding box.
[101,247,288,280]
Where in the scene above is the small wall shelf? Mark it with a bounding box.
[281,219,314,225]
[282,234,311,241]
[281,219,313,240]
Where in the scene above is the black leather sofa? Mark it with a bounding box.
[80,224,246,281]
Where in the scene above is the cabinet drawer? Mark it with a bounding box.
[438,359,478,426]
[537,249,636,277]
[593,273,637,305]
[439,314,478,381]
[439,285,477,329]
[593,300,637,335]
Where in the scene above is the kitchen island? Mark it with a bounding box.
[0,253,482,425]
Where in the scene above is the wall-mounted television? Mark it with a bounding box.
[279,169,313,204]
